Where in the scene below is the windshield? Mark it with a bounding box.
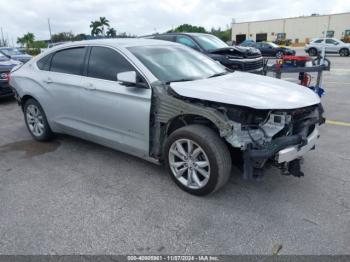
[1,48,23,56]
[128,45,228,83]
[0,53,9,61]
[268,42,280,48]
[192,34,228,51]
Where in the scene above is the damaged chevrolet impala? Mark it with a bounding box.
[10,39,325,195]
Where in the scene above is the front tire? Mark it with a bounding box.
[164,125,232,196]
[24,98,54,141]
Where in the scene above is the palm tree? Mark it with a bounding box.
[90,21,102,36]
[17,37,25,47]
[17,33,35,48]
[106,27,117,38]
[99,17,110,36]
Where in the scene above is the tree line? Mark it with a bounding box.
[167,24,232,42]
[15,19,232,55]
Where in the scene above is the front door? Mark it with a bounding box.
[80,46,152,157]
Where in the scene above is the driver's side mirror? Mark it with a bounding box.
[117,71,137,84]
[116,71,148,88]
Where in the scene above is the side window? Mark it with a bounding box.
[37,53,53,71]
[87,46,134,81]
[314,39,323,44]
[50,47,86,75]
[176,36,197,49]
[326,39,338,45]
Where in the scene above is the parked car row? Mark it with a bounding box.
[145,33,264,73]
[239,40,296,58]
[9,39,324,195]
[0,52,22,98]
[0,47,32,63]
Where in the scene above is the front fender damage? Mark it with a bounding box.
[151,82,324,180]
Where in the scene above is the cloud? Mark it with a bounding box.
[0,0,349,44]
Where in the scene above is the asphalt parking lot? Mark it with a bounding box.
[0,50,349,255]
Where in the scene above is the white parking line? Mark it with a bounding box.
[323,81,350,85]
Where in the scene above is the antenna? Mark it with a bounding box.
[0,27,5,46]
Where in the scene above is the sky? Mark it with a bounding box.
[1,0,350,44]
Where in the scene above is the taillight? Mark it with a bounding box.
[0,72,9,81]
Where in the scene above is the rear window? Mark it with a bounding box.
[50,47,86,75]
[37,53,53,71]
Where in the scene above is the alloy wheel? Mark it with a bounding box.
[168,139,210,190]
[26,104,45,137]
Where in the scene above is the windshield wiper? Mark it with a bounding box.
[166,78,194,84]
[208,72,229,78]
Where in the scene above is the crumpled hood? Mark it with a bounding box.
[208,46,261,57]
[170,72,320,110]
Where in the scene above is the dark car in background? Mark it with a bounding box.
[0,47,32,63]
[240,41,295,58]
[0,53,21,98]
[145,33,264,73]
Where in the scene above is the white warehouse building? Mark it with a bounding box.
[231,12,350,44]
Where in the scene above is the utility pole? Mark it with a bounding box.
[0,27,5,46]
[48,18,53,43]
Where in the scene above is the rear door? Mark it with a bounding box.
[41,47,87,131]
[264,43,276,56]
[325,39,340,53]
[80,46,152,156]
[256,42,269,56]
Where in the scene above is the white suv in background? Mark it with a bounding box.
[305,38,350,56]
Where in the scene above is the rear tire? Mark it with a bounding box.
[23,98,54,141]
[339,48,349,57]
[164,125,232,196]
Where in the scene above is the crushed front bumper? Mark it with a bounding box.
[243,125,320,179]
[277,127,319,163]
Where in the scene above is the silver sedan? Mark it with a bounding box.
[10,39,324,195]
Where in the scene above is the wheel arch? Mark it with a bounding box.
[20,94,39,111]
[165,114,220,137]
[339,47,350,56]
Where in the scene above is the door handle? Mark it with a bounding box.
[84,83,96,91]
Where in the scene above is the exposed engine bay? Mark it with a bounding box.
[150,82,325,179]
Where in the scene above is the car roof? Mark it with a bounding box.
[52,38,179,49]
[312,37,339,41]
[158,32,212,37]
